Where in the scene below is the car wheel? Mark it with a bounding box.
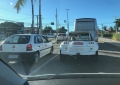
[26,52,39,65]
[49,46,53,55]
[92,51,98,63]
[60,50,66,62]
[34,52,39,63]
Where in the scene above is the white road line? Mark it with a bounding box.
[28,54,59,76]
[99,50,120,54]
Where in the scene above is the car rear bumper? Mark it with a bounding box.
[0,52,36,59]
[61,50,96,56]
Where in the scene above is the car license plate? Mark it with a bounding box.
[8,55,18,58]
[74,42,83,45]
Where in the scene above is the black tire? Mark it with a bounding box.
[92,51,98,63]
[34,52,39,63]
[49,46,53,54]
[60,50,66,62]
[25,52,39,65]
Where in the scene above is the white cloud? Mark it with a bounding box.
[10,2,13,5]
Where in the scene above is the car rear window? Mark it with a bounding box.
[58,34,66,36]
[70,33,91,41]
[3,35,30,44]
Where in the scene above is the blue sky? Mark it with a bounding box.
[0,0,120,31]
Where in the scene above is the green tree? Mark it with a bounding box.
[0,22,22,35]
[43,26,53,33]
[109,26,114,31]
[57,26,67,33]
[114,18,120,32]
[103,26,107,31]
[0,22,21,29]
[113,25,116,30]
[52,30,56,33]
[14,0,36,32]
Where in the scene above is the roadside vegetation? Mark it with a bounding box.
[112,33,120,41]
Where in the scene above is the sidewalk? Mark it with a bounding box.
[99,37,120,50]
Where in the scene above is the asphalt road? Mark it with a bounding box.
[2,40,120,77]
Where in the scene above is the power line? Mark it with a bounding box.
[0,3,31,16]
[0,18,31,24]
[98,22,114,25]
[0,16,31,21]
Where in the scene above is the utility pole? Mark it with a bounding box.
[101,24,103,37]
[66,9,70,36]
[56,8,58,34]
[35,15,39,29]
[39,0,42,34]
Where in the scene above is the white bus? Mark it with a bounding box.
[74,18,98,42]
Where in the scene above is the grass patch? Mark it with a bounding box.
[112,33,120,41]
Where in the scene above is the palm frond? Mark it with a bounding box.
[14,0,27,13]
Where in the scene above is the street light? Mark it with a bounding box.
[39,0,42,34]
[66,9,70,36]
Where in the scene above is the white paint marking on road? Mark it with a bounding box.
[99,50,120,54]
[28,54,59,76]
[9,61,17,64]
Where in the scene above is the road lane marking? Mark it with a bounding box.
[99,50,120,54]
[28,53,59,76]
[9,61,17,65]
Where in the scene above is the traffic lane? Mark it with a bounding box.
[6,43,60,76]
[28,43,60,74]
[31,42,120,75]
[98,42,120,51]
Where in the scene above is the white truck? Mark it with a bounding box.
[74,18,98,42]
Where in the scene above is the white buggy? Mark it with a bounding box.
[60,32,99,62]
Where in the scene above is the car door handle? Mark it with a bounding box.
[45,45,47,46]
[38,46,40,47]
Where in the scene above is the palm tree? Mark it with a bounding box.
[14,0,36,33]
[114,18,120,33]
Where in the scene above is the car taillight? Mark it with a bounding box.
[89,42,94,44]
[26,44,32,51]
[0,45,2,51]
[64,42,69,44]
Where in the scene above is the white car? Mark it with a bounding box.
[60,32,99,62]
[0,34,53,64]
